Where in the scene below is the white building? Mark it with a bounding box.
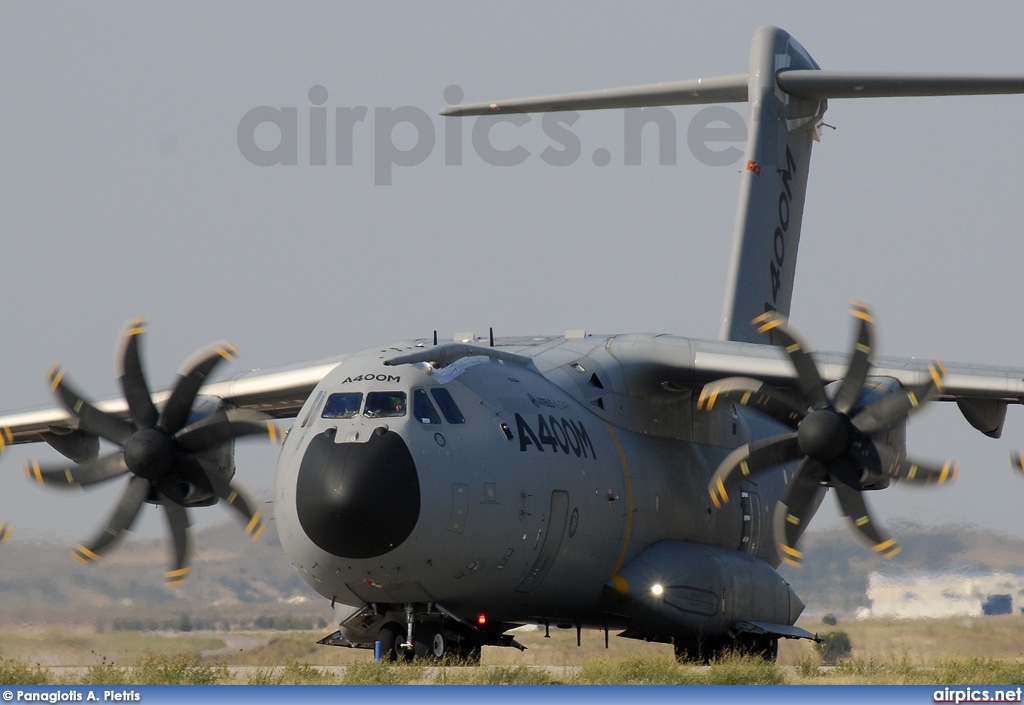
[864,571,1024,619]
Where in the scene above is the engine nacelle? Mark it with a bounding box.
[601,540,804,642]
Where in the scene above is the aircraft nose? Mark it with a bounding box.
[295,426,420,559]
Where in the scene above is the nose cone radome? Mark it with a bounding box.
[296,427,420,559]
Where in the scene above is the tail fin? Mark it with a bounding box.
[441,26,1024,343]
[717,27,822,343]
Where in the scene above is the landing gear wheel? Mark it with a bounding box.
[378,622,412,662]
[414,623,448,660]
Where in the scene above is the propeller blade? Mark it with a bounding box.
[833,484,901,558]
[158,342,239,434]
[71,475,149,564]
[851,360,946,435]
[175,409,282,453]
[0,430,8,542]
[773,458,827,567]
[116,318,159,430]
[887,456,959,485]
[708,432,800,508]
[1012,451,1024,475]
[25,452,129,489]
[697,377,806,429]
[212,478,266,540]
[833,301,875,414]
[752,311,828,410]
[48,365,133,446]
[160,497,192,587]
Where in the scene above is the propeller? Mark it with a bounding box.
[698,302,958,567]
[1,426,10,543]
[25,318,282,585]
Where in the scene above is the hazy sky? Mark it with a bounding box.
[2,1,1023,573]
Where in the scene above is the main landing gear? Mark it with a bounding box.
[376,620,483,663]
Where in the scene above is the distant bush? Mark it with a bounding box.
[111,613,314,632]
[816,630,853,664]
[253,616,315,631]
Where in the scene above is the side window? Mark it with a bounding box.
[430,388,465,424]
[365,391,407,418]
[322,392,362,419]
[413,388,442,424]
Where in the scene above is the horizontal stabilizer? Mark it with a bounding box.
[777,70,1024,99]
[439,73,748,115]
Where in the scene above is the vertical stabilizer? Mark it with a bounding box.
[718,27,825,343]
[441,26,1024,344]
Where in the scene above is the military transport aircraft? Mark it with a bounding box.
[2,25,1024,662]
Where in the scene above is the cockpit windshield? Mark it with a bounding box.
[364,391,407,418]
[321,392,362,419]
[321,389,456,422]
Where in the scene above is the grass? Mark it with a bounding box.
[3,650,1023,685]
[2,616,1023,685]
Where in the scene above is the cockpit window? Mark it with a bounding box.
[322,392,362,419]
[413,388,442,424]
[364,391,407,418]
[430,388,465,424]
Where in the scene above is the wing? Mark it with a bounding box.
[0,356,345,446]
[609,333,1021,438]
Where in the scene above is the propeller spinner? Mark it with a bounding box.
[25,319,281,585]
[698,303,958,567]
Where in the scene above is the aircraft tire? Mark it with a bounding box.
[414,623,448,661]
[378,622,412,662]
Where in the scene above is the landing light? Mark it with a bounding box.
[650,583,664,597]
